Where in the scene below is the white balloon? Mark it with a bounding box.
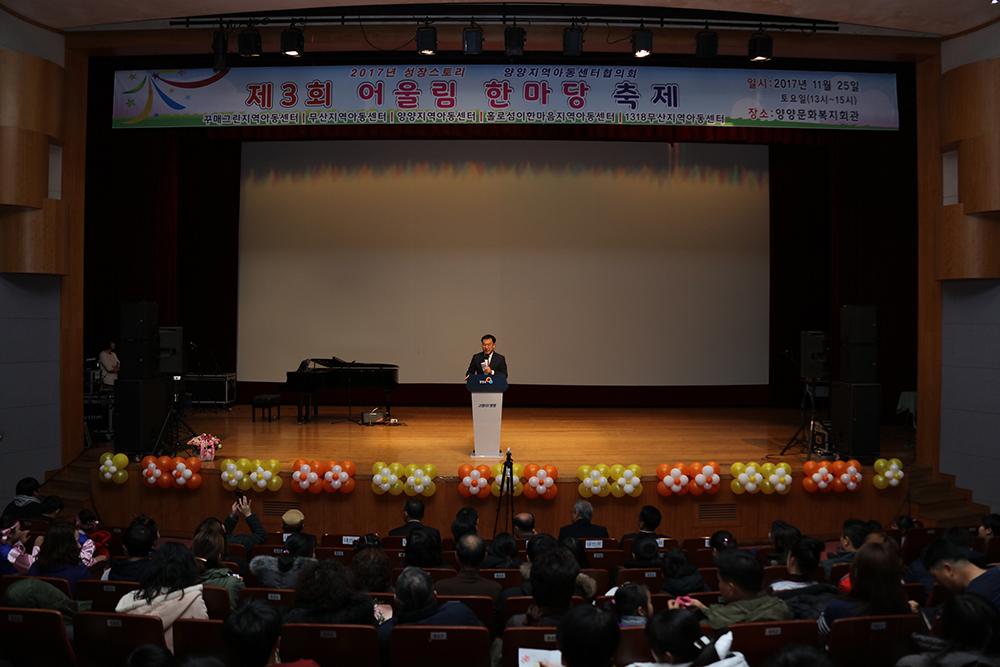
[104,472,112,480]
[617,477,626,487]
[182,469,192,479]
[414,484,424,493]
[307,472,318,484]
[176,462,186,472]
[299,480,309,489]
[381,468,391,476]
[738,473,749,485]
[227,463,237,473]
[146,476,155,484]
[583,478,593,488]
[812,473,821,483]
[381,482,390,491]
[332,479,342,489]
[153,469,162,478]
[889,478,900,486]
[108,465,117,474]
[671,484,683,493]
[544,477,554,488]
[599,477,608,488]
[670,469,681,479]
[333,465,343,474]
[463,477,472,487]
[745,482,757,493]
[340,472,349,483]
[301,464,311,473]
[775,483,786,492]
[263,471,272,481]
[257,479,265,488]
[680,475,689,485]
[847,482,857,490]
[292,471,301,482]
[471,470,481,480]
[147,462,156,470]
[711,475,720,484]
[177,477,187,485]
[695,474,707,485]
[768,474,779,485]
[623,470,634,481]
[818,481,828,488]
[590,470,600,480]
[235,471,244,480]
[703,466,715,476]
[537,470,547,481]
[746,466,757,476]
[624,483,634,494]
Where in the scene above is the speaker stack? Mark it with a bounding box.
[116,302,166,452]
[830,305,881,459]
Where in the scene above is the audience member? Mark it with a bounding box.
[981,514,1000,545]
[1,576,92,635]
[105,518,157,582]
[709,530,737,556]
[27,521,92,597]
[765,521,801,567]
[194,516,249,578]
[660,548,710,596]
[402,526,448,569]
[762,644,836,667]
[817,540,911,644]
[250,531,316,589]
[281,509,305,541]
[126,644,174,667]
[560,536,591,569]
[621,506,670,548]
[513,512,537,538]
[284,559,375,625]
[75,509,110,567]
[39,495,65,521]
[223,497,267,550]
[558,604,621,667]
[624,534,663,570]
[896,593,1000,667]
[821,518,870,582]
[890,515,923,537]
[558,500,610,540]
[193,529,245,609]
[907,528,987,597]
[223,599,320,667]
[502,534,596,606]
[769,537,824,592]
[1,514,39,574]
[609,582,653,627]
[116,541,208,652]
[483,531,523,569]
[866,519,883,532]
[924,538,1000,611]
[353,533,382,553]
[350,547,394,594]
[451,516,478,545]
[378,567,483,661]
[673,549,791,631]
[456,506,479,528]
[626,608,749,666]
[2,477,43,519]
[508,546,582,628]
[387,499,441,544]
[436,533,503,604]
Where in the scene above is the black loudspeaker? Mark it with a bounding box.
[120,302,159,341]
[830,381,881,458]
[118,338,160,380]
[115,377,167,452]
[840,305,877,382]
[159,327,185,375]
[800,331,829,379]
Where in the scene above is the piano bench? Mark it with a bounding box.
[251,394,282,423]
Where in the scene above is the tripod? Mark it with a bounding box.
[153,377,198,458]
[781,377,822,455]
[492,448,516,537]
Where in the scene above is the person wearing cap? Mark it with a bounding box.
[282,509,305,542]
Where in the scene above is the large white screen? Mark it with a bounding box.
[238,140,769,386]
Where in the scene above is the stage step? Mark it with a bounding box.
[908,463,990,528]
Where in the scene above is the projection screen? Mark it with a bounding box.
[237,140,769,386]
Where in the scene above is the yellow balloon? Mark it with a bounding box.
[235,458,252,473]
[220,459,235,471]
[597,484,612,497]
[889,458,903,470]
[372,481,386,495]
[372,461,388,475]
[237,476,253,491]
[100,452,114,464]
[578,482,593,497]
[730,462,746,477]
[249,459,264,472]
[112,453,129,469]
[610,482,625,498]
[627,464,642,477]
[630,482,643,497]
[403,484,417,496]
[267,476,283,491]
[731,479,746,495]
[873,474,889,489]
[577,465,592,482]
[512,463,524,478]
[422,481,436,497]
[760,463,776,477]
[112,469,128,484]
[595,464,610,476]
[491,482,502,497]
[492,464,504,479]
[402,464,417,478]
[266,459,282,474]
[389,481,404,496]
[760,480,775,494]
[609,464,625,480]
[388,462,403,477]
[777,462,792,473]
[874,458,889,474]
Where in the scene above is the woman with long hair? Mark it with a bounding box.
[607,582,653,627]
[402,527,446,569]
[285,559,375,625]
[765,521,801,567]
[27,521,91,596]
[115,541,208,651]
[484,532,523,569]
[660,548,710,596]
[817,539,911,644]
[193,529,245,609]
[250,531,316,589]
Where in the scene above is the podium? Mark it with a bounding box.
[466,374,507,459]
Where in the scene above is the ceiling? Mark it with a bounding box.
[6,0,998,36]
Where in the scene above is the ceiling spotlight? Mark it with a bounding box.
[463,23,483,55]
[563,26,584,57]
[238,27,262,57]
[416,25,437,55]
[505,25,526,57]
[632,28,652,58]
[212,28,228,73]
[695,28,718,58]
[749,29,772,61]
[281,26,304,57]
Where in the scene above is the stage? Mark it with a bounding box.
[91,405,914,542]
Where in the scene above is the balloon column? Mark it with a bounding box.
[873,458,904,489]
[220,458,282,492]
[523,464,559,499]
[729,462,774,495]
[322,461,356,493]
[802,460,860,493]
[578,464,641,498]
[98,453,130,485]
[491,462,524,497]
[372,462,436,497]
[140,456,203,489]
[656,462,721,496]
[457,464,493,498]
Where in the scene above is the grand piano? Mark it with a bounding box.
[285,357,399,423]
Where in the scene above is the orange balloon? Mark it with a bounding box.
[293,459,309,471]
[458,484,472,497]
[188,473,203,489]
[656,464,671,480]
[543,465,558,480]
[308,481,324,494]
[157,456,172,470]
[523,485,538,499]
[673,463,688,476]
[458,464,473,478]
[186,457,202,473]
[803,461,820,476]
[847,459,862,471]
[820,481,834,493]
[141,456,157,469]
[706,483,721,494]
[543,484,558,499]
[323,481,336,493]
[476,465,491,478]
[802,477,819,492]
[524,464,540,479]
[688,480,705,495]
[688,462,704,477]
[831,461,847,476]
[292,481,306,493]
[675,484,689,496]
[341,477,356,494]
[310,460,326,475]
[157,473,173,489]
[657,481,672,496]
[705,461,720,474]
[342,461,356,477]
[832,478,847,492]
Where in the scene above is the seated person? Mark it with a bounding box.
[377,567,482,663]
[1,515,40,574]
[28,521,92,597]
[284,559,376,625]
[507,546,581,628]
[400,527,451,570]
[513,513,537,538]
[924,538,1000,611]
[558,500,609,540]
[817,540,911,644]
[709,531,737,558]
[388,499,441,544]
[620,505,671,549]
[607,582,653,627]
[350,548,394,594]
[671,549,791,632]
[451,516,478,546]
[250,532,316,589]
[659,548,709,597]
[560,536,591,570]
[501,534,597,607]
[483,531,523,569]
[769,536,824,592]
[623,534,664,570]
[435,533,502,605]
[39,495,65,521]
[223,496,268,551]
[193,529,245,609]
[626,608,749,667]
[897,593,1000,667]
[104,518,156,582]
[222,600,287,667]
[558,605,621,667]
[281,509,305,542]
[822,518,871,583]
[981,514,1000,549]
[764,520,801,567]
[74,510,110,568]
[2,478,43,520]
[0,577,92,642]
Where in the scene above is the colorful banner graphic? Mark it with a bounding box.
[113,64,898,130]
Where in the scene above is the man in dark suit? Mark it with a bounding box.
[557,500,609,540]
[435,533,503,605]
[465,334,508,379]
[620,505,671,549]
[388,498,441,544]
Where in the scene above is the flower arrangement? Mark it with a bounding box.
[188,433,221,461]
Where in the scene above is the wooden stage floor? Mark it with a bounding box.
[183,405,913,476]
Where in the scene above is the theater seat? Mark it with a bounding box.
[173,618,231,662]
[728,619,819,667]
[436,595,497,636]
[614,626,652,667]
[73,611,165,667]
[389,625,490,667]
[617,568,664,592]
[281,623,380,666]
[76,579,139,612]
[0,574,73,599]
[826,614,921,667]
[0,607,77,666]
[480,569,524,590]
[201,585,233,619]
[501,626,559,667]
[503,596,584,625]
[238,587,296,608]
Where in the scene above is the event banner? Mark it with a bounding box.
[112,64,898,130]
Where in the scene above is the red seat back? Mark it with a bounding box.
[173,618,234,662]
[586,549,627,575]
[501,627,558,667]
[73,611,165,667]
[0,574,73,599]
[827,614,921,667]
[480,569,524,590]
[238,587,296,607]
[75,579,139,612]
[580,568,610,597]
[503,595,584,624]
[282,623,380,666]
[436,595,497,636]
[0,606,77,666]
[202,585,232,619]
[388,625,491,667]
[617,568,664,592]
[614,626,652,667]
[729,620,819,667]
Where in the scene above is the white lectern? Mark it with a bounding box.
[466,374,507,459]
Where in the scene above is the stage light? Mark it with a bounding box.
[463,23,483,55]
[563,26,583,56]
[695,27,717,58]
[416,26,437,55]
[632,28,652,58]
[238,27,262,57]
[505,25,526,57]
[212,28,228,72]
[281,26,304,57]
[749,29,772,61]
